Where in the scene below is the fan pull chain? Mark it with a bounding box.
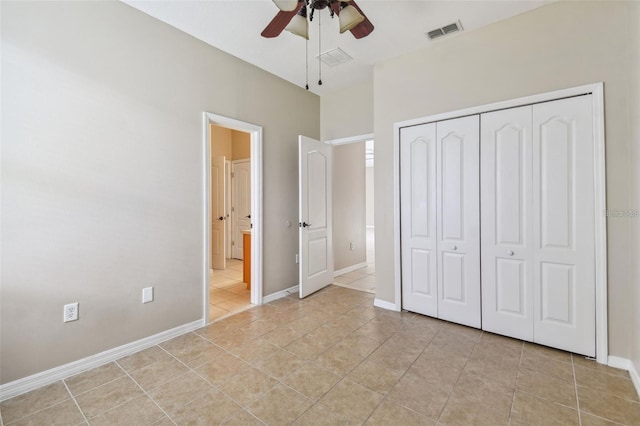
[305,38,309,90]
[318,11,322,86]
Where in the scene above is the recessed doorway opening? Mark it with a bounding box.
[203,113,263,324]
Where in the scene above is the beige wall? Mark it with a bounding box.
[211,124,232,160]
[628,2,640,378]
[321,78,373,142]
[231,130,250,160]
[366,167,374,228]
[210,126,250,161]
[374,1,639,359]
[333,142,367,271]
[1,1,318,384]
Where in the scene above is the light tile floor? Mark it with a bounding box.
[2,285,639,425]
[210,259,253,322]
[333,228,376,293]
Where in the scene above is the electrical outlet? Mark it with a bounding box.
[63,303,79,322]
[295,254,299,264]
[350,242,355,251]
[142,287,154,303]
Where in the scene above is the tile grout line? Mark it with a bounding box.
[62,380,90,426]
[114,358,178,426]
[507,338,525,426]
[571,354,583,426]
[433,327,484,424]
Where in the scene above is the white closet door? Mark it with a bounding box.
[400,123,438,317]
[436,116,481,328]
[481,106,534,340]
[533,96,595,357]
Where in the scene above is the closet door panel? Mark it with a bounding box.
[436,116,480,328]
[400,123,438,317]
[533,96,595,357]
[481,106,533,340]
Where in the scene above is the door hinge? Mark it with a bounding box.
[231,172,235,178]
[231,206,235,212]
[231,241,235,246]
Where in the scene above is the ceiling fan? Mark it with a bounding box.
[261,0,374,40]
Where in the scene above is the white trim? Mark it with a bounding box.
[263,285,299,304]
[393,83,608,363]
[591,83,608,364]
[393,115,402,313]
[608,356,640,398]
[326,133,374,146]
[366,225,375,229]
[0,320,203,402]
[334,262,368,277]
[203,113,264,319]
[374,298,400,311]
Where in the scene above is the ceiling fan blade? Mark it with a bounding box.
[347,0,374,39]
[261,1,304,38]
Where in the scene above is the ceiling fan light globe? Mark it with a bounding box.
[273,0,299,12]
[338,5,365,33]
[285,15,309,39]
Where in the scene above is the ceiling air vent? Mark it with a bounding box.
[317,47,353,67]
[426,21,463,40]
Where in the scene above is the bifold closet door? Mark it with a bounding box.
[481,106,534,340]
[533,96,595,357]
[400,123,438,317]
[481,96,596,356]
[436,116,481,328]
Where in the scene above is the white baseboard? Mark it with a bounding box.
[374,298,400,311]
[608,356,640,398]
[0,319,204,402]
[334,262,368,277]
[263,285,299,304]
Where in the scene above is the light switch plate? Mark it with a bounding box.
[142,287,154,303]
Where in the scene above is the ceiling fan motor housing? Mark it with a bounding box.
[310,0,331,10]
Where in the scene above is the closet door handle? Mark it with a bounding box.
[452,245,458,251]
[507,250,515,256]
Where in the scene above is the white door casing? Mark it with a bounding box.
[436,116,481,328]
[211,155,226,270]
[299,135,334,298]
[232,160,251,260]
[481,106,534,340]
[532,96,595,357]
[400,123,438,317]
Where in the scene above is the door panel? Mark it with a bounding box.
[400,123,438,317]
[211,155,226,270]
[481,106,533,340]
[436,116,480,328]
[533,95,595,357]
[299,136,333,298]
[232,160,251,259]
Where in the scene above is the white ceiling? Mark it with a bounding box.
[123,0,550,96]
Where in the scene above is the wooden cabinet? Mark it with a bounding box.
[242,231,251,290]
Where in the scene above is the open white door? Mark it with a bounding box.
[211,155,226,270]
[232,159,251,260]
[299,136,333,298]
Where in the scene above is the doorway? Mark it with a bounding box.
[203,113,263,324]
[327,134,376,293]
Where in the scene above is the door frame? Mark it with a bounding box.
[203,112,263,320]
[392,83,607,363]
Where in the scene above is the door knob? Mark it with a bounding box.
[508,250,515,256]
[300,222,311,228]
[452,245,458,251]
[218,216,224,221]
[245,215,251,219]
